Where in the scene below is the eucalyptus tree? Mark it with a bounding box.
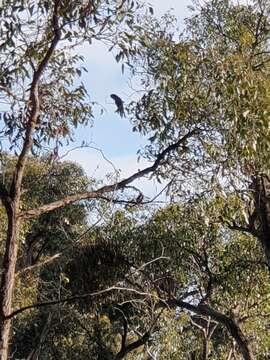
[0,1,194,358]
[50,200,269,359]
[105,201,269,359]
[129,0,270,268]
[1,0,270,358]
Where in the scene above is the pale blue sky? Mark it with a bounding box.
[74,0,192,155]
[66,0,192,195]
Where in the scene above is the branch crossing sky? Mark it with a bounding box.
[66,0,192,197]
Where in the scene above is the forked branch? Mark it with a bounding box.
[20,129,199,219]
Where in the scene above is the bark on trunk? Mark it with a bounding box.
[0,4,61,358]
[0,208,20,359]
[251,175,270,269]
[202,334,209,360]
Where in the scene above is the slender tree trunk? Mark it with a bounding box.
[0,4,61,358]
[201,333,209,360]
[27,313,52,360]
[0,206,20,359]
[251,175,270,269]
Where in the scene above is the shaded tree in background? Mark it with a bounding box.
[129,0,270,270]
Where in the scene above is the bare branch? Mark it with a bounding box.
[5,286,153,320]
[15,254,61,277]
[9,253,170,319]
[20,129,199,219]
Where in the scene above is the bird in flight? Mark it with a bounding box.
[110,94,125,117]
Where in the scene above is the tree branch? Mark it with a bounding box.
[115,332,150,360]
[15,254,61,277]
[26,313,52,360]
[5,286,152,320]
[10,0,61,202]
[167,299,254,360]
[114,307,129,357]
[20,129,199,219]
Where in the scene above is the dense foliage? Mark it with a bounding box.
[0,0,269,359]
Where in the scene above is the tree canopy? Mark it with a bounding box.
[0,0,270,359]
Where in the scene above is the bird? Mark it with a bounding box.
[110,94,125,117]
[136,193,144,204]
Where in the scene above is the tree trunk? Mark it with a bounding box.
[0,207,20,360]
[27,313,52,360]
[201,333,209,360]
[251,175,270,269]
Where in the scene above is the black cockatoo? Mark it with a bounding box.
[110,94,125,117]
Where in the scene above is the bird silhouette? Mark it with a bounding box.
[110,94,125,117]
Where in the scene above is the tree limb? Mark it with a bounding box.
[115,331,150,360]
[9,0,61,202]
[167,299,254,360]
[20,129,199,219]
[5,286,153,320]
[26,313,52,360]
[15,254,61,277]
